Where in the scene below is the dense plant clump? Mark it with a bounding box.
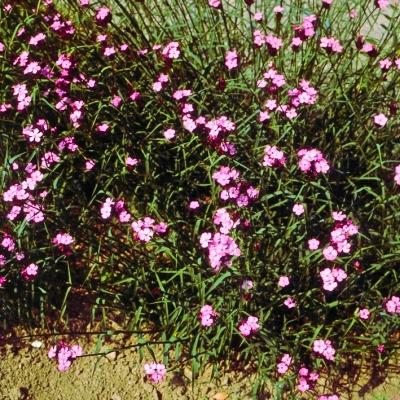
[0,0,400,397]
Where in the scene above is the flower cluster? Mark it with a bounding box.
[297,148,330,175]
[297,367,320,392]
[143,362,167,383]
[313,339,336,361]
[277,353,292,374]
[385,295,400,314]
[320,37,343,54]
[48,342,83,372]
[199,304,218,327]
[200,232,241,271]
[131,217,168,243]
[322,212,359,261]
[238,315,260,337]
[52,232,74,255]
[213,208,240,234]
[212,166,259,207]
[3,163,45,223]
[225,49,239,70]
[292,14,317,48]
[320,267,347,291]
[21,263,39,281]
[262,145,286,168]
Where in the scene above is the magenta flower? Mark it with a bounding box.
[313,339,336,361]
[373,113,388,127]
[277,353,292,374]
[225,50,239,70]
[21,263,39,281]
[308,238,320,250]
[144,362,167,383]
[320,37,343,53]
[297,148,330,175]
[208,0,221,9]
[239,316,260,337]
[199,304,218,327]
[48,342,83,372]
[323,246,338,261]
[284,297,297,309]
[262,145,286,168]
[385,295,400,314]
[320,267,347,291]
[292,203,305,216]
[163,128,176,140]
[278,276,290,288]
[359,308,370,320]
[199,231,241,271]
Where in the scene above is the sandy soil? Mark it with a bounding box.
[1,337,399,400]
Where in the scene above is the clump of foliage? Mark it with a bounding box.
[0,0,399,397]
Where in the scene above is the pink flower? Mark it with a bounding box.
[96,123,110,134]
[162,41,180,60]
[349,9,358,19]
[111,95,122,108]
[319,395,339,400]
[101,197,114,219]
[21,263,39,280]
[163,128,176,140]
[385,295,400,314]
[48,342,83,372]
[375,0,390,9]
[126,157,139,168]
[189,200,200,210]
[377,344,385,353]
[308,238,320,250]
[359,308,370,320]
[262,145,286,167]
[277,353,292,374]
[95,7,112,25]
[225,50,239,70]
[144,362,167,383]
[208,0,221,9]
[379,58,392,72]
[292,203,304,216]
[320,37,343,53]
[313,339,336,361]
[373,113,388,127]
[241,279,254,291]
[284,297,297,308]
[199,304,218,327]
[253,12,263,22]
[395,165,400,185]
[85,160,96,171]
[320,267,347,291]
[273,5,284,14]
[297,377,310,392]
[322,0,334,6]
[52,233,74,246]
[239,316,260,337]
[199,231,241,271]
[323,246,338,261]
[278,276,290,287]
[297,148,330,175]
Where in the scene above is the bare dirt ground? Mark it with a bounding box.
[1,336,399,400]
